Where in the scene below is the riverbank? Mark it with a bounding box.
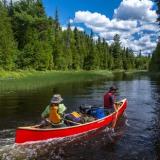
[0,70,114,80]
[0,70,147,92]
[0,70,113,92]
[0,70,148,79]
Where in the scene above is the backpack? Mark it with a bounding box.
[64,111,82,125]
[79,104,92,114]
[79,104,105,119]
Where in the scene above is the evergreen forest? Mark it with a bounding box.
[0,0,152,71]
[149,0,160,72]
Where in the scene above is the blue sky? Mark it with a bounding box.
[42,0,159,54]
[42,0,122,24]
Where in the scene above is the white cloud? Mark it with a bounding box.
[72,0,158,54]
[73,10,139,41]
[62,26,84,32]
[74,11,137,32]
[74,11,110,27]
[137,22,159,32]
[114,0,157,22]
[121,35,157,55]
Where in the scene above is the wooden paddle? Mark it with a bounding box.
[111,103,119,131]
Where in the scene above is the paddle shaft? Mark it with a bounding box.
[111,104,119,128]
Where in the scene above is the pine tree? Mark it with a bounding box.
[149,0,160,71]
[111,34,123,69]
[122,47,128,70]
[72,27,80,70]
[52,9,66,69]
[0,2,18,70]
[64,22,72,69]
[12,0,53,70]
[149,41,160,71]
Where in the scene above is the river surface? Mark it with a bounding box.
[0,73,160,160]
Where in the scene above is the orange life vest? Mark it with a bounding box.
[48,105,61,124]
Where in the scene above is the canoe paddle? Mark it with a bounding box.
[111,103,119,131]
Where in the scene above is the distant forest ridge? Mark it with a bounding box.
[0,0,155,71]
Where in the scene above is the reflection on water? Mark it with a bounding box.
[0,73,160,159]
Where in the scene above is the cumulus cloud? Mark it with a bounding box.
[121,35,157,55]
[114,0,157,22]
[72,0,158,54]
[74,11,137,31]
[74,11,110,27]
[62,26,84,32]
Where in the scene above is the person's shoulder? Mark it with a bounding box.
[59,103,66,107]
[46,105,50,108]
[104,91,110,95]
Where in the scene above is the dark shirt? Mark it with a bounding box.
[104,92,115,108]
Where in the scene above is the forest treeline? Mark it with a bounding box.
[0,0,150,71]
[149,0,160,72]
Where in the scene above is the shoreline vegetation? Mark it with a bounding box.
[0,69,148,79]
[0,70,147,92]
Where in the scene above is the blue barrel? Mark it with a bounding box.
[89,107,105,119]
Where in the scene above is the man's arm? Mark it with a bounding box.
[109,95,118,111]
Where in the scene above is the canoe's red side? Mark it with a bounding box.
[15,99,127,144]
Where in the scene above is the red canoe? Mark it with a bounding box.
[15,98,127,144]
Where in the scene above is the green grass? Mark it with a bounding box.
[0,70,114,92]
[0,70,148,92]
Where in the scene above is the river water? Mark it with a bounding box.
[0,73,160,160]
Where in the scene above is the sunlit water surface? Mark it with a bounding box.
[0,73,160,160]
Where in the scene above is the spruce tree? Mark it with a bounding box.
[72,27,80,70]
[149,0,160,71]
[111,34,123,69]
[0,2,17,70]
[149,41,160,71]
[13,0,53,70]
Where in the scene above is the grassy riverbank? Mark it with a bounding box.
[0,70,114,92]
[0,70,147,92]
[0,70,113,80]
[0,69,148,79]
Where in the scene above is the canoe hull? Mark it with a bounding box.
[15,99,127,144]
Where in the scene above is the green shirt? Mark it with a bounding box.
[41,104,67,118]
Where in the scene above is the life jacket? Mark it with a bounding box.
[104,92,115,108]
[49,105,61,124]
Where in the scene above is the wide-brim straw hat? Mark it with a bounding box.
[50,94,63,104]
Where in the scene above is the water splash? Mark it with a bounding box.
[0,116,127,160]
[0,126,123,160]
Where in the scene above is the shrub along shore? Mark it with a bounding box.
[0,69,148,79]
[0,70,114,79]
[0,70,147,92]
